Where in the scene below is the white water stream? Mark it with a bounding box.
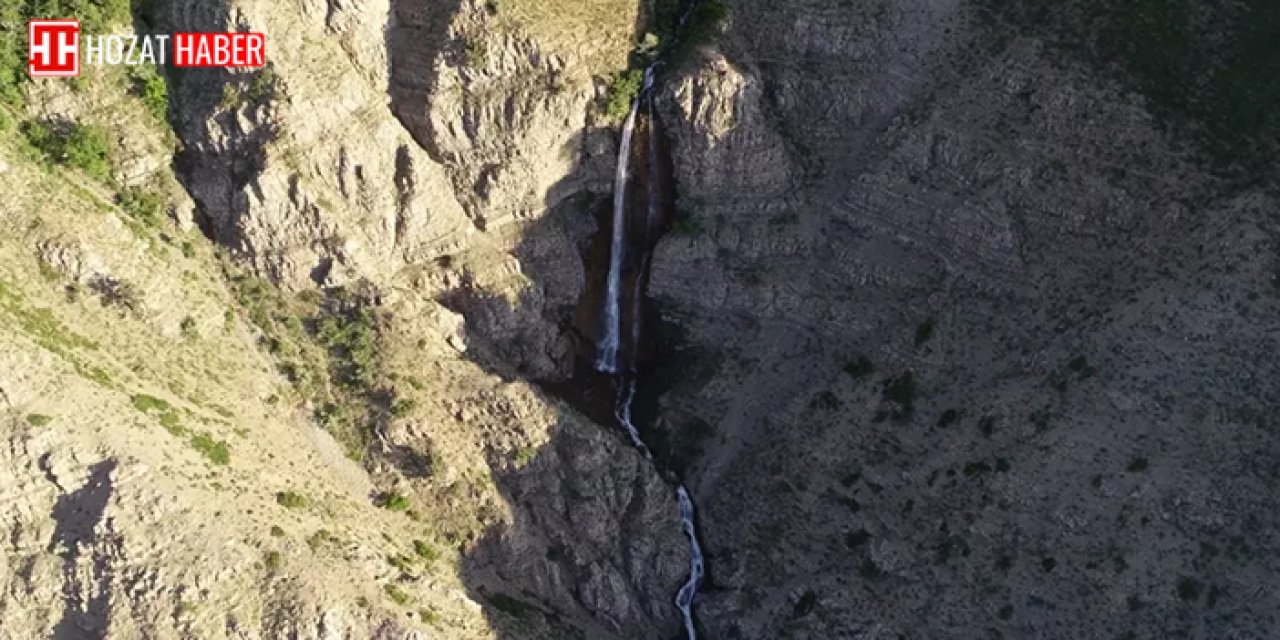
[595,64,704,639]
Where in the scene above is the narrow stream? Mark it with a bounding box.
[595,60,705,640]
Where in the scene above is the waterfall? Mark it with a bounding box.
[594,63,704,639]
[595,101,636,374]
[596,68,657,375]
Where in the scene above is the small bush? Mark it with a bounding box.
[132,394,172,413]
[180,316,198,340]
[843,356,874,380]
[22,121,113,181]
[307,529,337,551]
[791,590,817,618]
[882,372,917,419]
[128,64,168,124]
[116,187,167,227]
[387,553,416,573]
[605,69,644,120]
[914,319,935,347]
[276,491,309,509]
[463,38,488,69]
[1126,457,1149,472]
[264,550,283,571]
[671,210,704,237]
[1177,576,1204,601]
[247,66,278,104]
[412,539,440,563]
[269,525,286,537]
[384,584,411,606]
[379,491,411,512]
[25,413,53,427]
[190,433,230,465]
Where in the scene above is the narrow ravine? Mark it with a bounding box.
[596,60,706,639]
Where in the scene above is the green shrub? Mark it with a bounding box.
[247,66,278,104]
[379,491,411,512]
[269,525,286,537]
[842,356,874,380]
[276,491,308,509]
[25,413,52,427]
[463,38,488,69]
[264,550,283,571]
[21,121,112,181]
[116,187,167,227]
[605,69,643,120]
[180,316,198,339]
[384,584,411,605]
[412,539,440,562]
[131,394,172,413]
[128,64,168,124]
[307,529,337,551]
[190,433,230,465]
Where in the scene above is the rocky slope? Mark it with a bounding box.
[651,0,1280,638]
[2,0,689,638]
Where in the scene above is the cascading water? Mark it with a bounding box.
[596,68,655,375]
[594,63,706,639]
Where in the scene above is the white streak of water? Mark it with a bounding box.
[595,99,639,374]
[597,66,657,374]
[614,379,652,456]
[675,485,705,640]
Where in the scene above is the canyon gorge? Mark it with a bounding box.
[1,0,1278,638]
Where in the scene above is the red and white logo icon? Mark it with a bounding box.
[29,20,80,77]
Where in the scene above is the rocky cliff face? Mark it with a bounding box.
[652,1,1280,638]
[3,0,689,638]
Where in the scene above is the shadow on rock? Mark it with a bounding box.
[423,123,691,638]
[48,458,117,640]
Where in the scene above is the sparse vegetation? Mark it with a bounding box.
[230,275,391,459]
[881,372,917,420]
[21,121,112,182]
[190,433,230,465]
[116,187,168,228]
[671,210,705,237]
[379,491,411,512]
[25,414,53,427]
[791,590,817,618]
[463,38,489,69]
[843,356,874,380]
[264,550,283,571]
[276,491,309,510]
[307,529,337,552]
[489,593,539,619]
[413,539,440,563]
[1177,576,1204,601]
[0,280,110,386]
[0,0,133,106]
[384,583,411,606]
[913,319,935,347]
[128,64,169,124]
[979,0,1280,185]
